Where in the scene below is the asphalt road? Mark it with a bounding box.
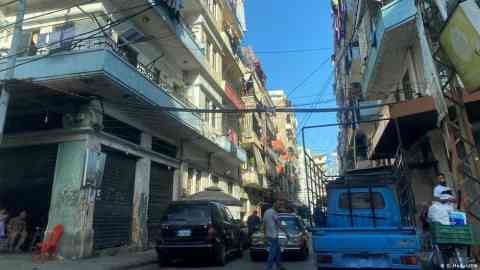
[133,251,315,270]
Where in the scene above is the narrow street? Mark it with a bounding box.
[133,254,314,270]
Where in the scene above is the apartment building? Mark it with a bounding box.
[0,0,248,258]
[238,47,278,215]
[269,90,299,201]
[333,0,480,247]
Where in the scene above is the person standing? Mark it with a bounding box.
[433,173,454,201]
[7,210,28,252]
[0,208,8,239]
[247,210,261,237]
[263,199,288,270]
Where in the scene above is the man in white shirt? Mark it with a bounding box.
[433,173,449,199]
[263,199,288,270]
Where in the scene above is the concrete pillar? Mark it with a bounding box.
[131,133,152,250]
[47,139,99,259]
[173,162,187,201]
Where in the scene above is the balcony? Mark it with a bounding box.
[241,170,267,192]
[362,0,418,98]
[214,136,247,162]
[224,81,244,109]
[224,0,245,35]
[0,37,247,163]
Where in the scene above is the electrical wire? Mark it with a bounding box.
[286,56,331,97]
[253,48,332,54]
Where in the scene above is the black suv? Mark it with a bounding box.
[155,200,243,266]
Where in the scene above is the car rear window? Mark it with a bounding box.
[339,192,385,209]
[162,204,211,222]
[279,217,302,233]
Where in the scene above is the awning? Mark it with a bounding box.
[369,93,480,158]
[183,186,241,206]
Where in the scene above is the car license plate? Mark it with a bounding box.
[177,229,191,237]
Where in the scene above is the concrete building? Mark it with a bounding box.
[296,146,312,207]
[0,0,249,258]
[333,0,480,248]
[269,90,299,200]
[238,47,277,217]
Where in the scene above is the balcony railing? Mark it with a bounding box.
[225,0,244,32]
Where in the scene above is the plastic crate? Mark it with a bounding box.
[431,224,474,245]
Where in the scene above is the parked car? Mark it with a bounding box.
[155,200,243,266]
[249,213,309,261]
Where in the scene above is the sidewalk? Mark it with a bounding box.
[0,250,157,270]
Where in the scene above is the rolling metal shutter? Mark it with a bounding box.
[94,150,136,249]
[0,144,58,228]
[148,162,174,244]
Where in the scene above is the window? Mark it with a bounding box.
[339,192,386,209]
[228,182,233,194]
[402,72,413,100]
[208,0,217,17]
[162,204,211,222]
[224,206,234,222]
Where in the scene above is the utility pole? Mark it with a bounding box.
[0,0,26,143]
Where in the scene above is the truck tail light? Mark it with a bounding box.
[400,256,418,265]
[317,255,333,264]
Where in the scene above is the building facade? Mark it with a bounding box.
[269,90,299,201]
[333,0,480,250]
[0,0,250,258]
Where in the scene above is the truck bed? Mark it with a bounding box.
[313,227,420,252]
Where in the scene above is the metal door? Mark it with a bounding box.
[148,162,173,244]
[93,149,136,249]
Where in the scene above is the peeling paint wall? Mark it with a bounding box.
[47,140,94,259]
[132,134,152,250]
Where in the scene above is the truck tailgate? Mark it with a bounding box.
[313,227,420,252]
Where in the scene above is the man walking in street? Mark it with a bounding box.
[247,210,261,238]
[263,199,288,270]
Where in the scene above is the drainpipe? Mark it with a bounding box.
[0,0,26,143]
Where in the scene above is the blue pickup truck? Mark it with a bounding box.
[312,169,421,269]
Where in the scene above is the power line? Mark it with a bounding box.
[253,48,332,54]
[286,57,331,97]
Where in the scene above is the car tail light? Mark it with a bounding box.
[207,224,216,240]
[317,255,333,264]
[400,256,418,265]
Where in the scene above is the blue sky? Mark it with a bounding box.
[243,0,338,167]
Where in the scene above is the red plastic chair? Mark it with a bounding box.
[33,224,63,262]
